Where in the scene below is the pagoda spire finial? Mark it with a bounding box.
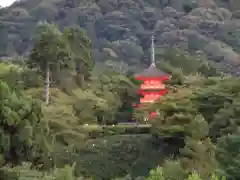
[151,35,156,67]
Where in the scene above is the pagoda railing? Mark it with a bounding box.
[140,84,166,90]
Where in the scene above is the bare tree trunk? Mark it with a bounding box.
[76,61,84,88]
[44,64,50,105]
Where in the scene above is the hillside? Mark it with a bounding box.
[0,0,240,76]
[0,21,240,179]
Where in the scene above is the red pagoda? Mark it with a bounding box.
[134,36,171,119]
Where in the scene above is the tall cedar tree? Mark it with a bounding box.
[28,22,71,104]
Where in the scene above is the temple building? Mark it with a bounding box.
[134,36,171,119]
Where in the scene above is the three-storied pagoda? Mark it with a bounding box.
[134,36,170,119]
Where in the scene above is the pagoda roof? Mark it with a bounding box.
[135,65,169,77]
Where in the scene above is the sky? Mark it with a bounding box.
[0,0,16,7]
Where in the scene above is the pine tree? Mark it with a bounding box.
[150,87,198,138]
[210,98,240,140]
[63,26,93,88]
[180,115,217,179]
[216,133,240,179]
[28,22,71,104]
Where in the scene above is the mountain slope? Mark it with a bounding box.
[0,0,240,75]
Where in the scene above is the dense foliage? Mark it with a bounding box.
[0,22,239,180]
[0,81,50,166]
[1,0,240,75]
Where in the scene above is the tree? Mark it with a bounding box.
[73,89,108,124]
[63,26,93,88]
[0,65,44,91]
[139,86,217,178]
[113,73,139,122]
[77,68,139,125]
[0,80,51,167]
[192,77,240,139]
[149,87,198,138]
[28,22,71,104]
[0,22,8,56]
[182,0,198,13]
[146,167,164,180]
[158,48,218,77]
[180,115,217,179]
[72,70,121,125]
[216,133,240,179]
[210,98,240,141]
[145,165,223,180]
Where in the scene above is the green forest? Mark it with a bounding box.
[0,22,239,180]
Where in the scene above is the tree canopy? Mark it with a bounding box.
[0,22,239,180]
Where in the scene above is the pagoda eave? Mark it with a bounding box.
[137,89,168,95]
[135,75,170,81]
